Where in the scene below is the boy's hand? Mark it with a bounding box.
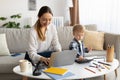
[88,47,92,52]
[78,56,84,61]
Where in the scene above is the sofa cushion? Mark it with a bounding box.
[84,50,106,57]
[57,27,74,50]
[57,25,97,50]
[0,28,30,53]
[0,54,25,73]
[0,34,10,56]
[83,30,104,50]
[84,24,97,31]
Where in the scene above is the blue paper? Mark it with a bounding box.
[45,72,75,80]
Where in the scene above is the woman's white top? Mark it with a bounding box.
[28,24,62,63]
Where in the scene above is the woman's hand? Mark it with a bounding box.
[40,57,50,65]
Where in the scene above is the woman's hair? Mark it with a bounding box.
[73,24,86,35]
[37,6,53,18]
[34,6,53,41]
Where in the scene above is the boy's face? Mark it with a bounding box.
[74,32,84,41]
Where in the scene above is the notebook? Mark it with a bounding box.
[49,50,77,67]
[45,71,74,80]
[43,67,68,75]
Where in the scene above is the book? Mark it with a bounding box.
[43,67,68,75]
[45,71,74,80]
[11,53,21,57]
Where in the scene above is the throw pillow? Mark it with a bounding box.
[83,30,104,50]
[0,33,10,55]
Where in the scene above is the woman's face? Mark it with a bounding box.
[39,12,52,27]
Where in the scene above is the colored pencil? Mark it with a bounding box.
[84,68,96,74]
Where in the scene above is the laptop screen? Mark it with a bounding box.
[49,50,77,67]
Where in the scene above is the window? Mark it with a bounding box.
[79,0,120,34]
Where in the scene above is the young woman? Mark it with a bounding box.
[27,6,61,65]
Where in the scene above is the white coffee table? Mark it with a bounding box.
[13,59,119,80]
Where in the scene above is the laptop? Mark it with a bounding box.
[49,50,77,67]
[32,50,77,76]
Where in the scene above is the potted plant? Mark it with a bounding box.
[0,14,31,28]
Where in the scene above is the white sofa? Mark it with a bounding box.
[0,24,120,80]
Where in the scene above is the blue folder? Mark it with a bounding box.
[44,72,75,80]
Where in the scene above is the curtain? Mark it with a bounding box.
[64,0,73,26]
[79,0,120,34]
[69,0,79,26]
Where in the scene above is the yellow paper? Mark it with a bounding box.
[44,67,68,75]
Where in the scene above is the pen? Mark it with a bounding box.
[89,65,102,71]
[92,63,105,69]
[84,68,96,74]
[98,61,111,66]
[96,65,101,72]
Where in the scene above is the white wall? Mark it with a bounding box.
[0,0,68,27]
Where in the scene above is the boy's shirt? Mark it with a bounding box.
[69,38,89,57]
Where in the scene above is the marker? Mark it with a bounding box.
[103,65,110,70]
[96,65,101,72]
[89,65,96,68]
[98,61,111,66]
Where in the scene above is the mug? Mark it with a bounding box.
[19,59,32,72]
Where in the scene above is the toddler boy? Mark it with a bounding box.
[69,24,92,61]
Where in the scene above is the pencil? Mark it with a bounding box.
[84,68,96,74]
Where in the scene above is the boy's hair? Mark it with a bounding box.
[73,24,86,34]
